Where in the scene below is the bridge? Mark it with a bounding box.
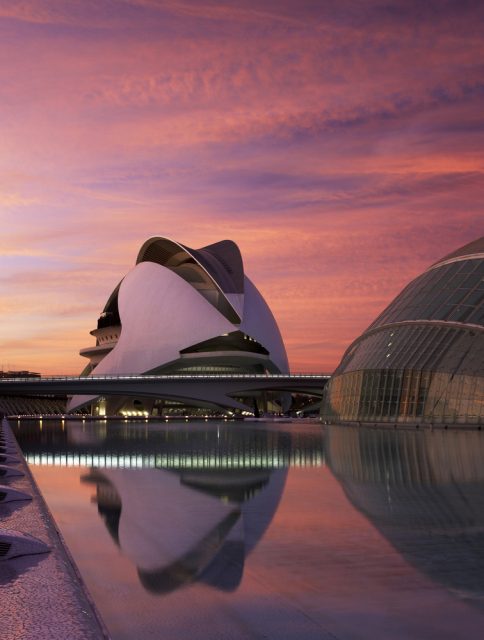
[0,373,330,412]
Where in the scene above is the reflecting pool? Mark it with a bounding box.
[13,420,484,640]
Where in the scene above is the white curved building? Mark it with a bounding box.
[68,237,289,414]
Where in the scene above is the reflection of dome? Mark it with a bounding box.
[83,466,287,594]
[68,236,288,414]
[326,425,484,604]
[322,236,484,425]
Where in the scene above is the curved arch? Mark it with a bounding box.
[103,280,123,314]
[429,235,484,270]
[136,236,243,323]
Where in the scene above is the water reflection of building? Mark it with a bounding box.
[321,236,484,425]
[83,466,287,594]
[19,421,324,594]
[326,425,484,605]
[20,421,325,470]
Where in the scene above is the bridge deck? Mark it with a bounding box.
[0,374,330,412]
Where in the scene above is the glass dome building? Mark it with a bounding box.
[321,237,484,426]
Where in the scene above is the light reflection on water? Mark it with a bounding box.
[14,420,484,640]
[20,419,324,469]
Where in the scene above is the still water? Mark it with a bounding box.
[13,419,484,640]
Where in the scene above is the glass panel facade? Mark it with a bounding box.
[321,369,484,425]
[368,258,484,330]
[335,324,481,377]
[322,241,484,426]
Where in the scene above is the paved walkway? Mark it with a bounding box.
[0,418,109,640]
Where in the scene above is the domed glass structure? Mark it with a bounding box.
[321,237,484,425]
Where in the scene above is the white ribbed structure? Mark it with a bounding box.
[68,236,288,412]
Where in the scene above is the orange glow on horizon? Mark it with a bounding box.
[0,2,483,374]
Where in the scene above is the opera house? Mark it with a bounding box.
[68,236,289,415]
[321,236,484,426]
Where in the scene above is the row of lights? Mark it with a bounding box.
[120,410,150,417]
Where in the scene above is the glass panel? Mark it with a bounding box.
[321,367,484,424]
[447,306,475,322]
[467,307,484,325]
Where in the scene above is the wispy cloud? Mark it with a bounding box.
[0,0,483,373]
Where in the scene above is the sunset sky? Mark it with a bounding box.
[0,0,483,374]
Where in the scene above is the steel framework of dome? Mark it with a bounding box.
[321,236,484,425]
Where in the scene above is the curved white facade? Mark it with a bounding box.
[68,236,289,413]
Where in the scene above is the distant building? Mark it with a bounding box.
[68,236,289,415]
[0,371,66,416]
[0,370,40,378]
[321,237,484,425]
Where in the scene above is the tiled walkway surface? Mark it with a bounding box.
[0,419,108,640]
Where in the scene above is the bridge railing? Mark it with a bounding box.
[0,372,331,382]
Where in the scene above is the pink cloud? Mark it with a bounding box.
[0,1,483,374]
